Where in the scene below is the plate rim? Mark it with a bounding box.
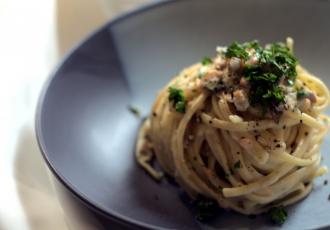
[35,1,182,229]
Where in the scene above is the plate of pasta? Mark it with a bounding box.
[36,0,330,229]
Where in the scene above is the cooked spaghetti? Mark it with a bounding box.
[135,38,330,215]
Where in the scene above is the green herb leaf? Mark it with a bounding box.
[234,160,241,169]
[225,42,249,60]
[175,101,185,113]
[297,89,307,99]
[168,86,186,113]
[287,79,294,86]
[128,106,141,118]
[268,206,288,225]
[251,73,278,83]
[194,195,219,222]
[202,57,213,65]
[263,86,284,102]
[260,42,298,79]
[244,40,262,51]
[168,86,184,102]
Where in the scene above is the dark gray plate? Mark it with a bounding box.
[36,0,330,229]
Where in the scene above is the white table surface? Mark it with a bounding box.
[0,1,150,229]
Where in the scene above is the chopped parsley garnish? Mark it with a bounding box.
[168,86,186,113]
[238,41,298,113]
[263,86,285,102]
[175,101,185,113]
[246,72,277,83]
[202,57,213,65]
[268,206,288,225]
[297,89,307,99]
[234,160,241,169]
[225,42,249,60]
[287,79,294,86]
[201,40,299,115]
[262,43,298,79]
[128,106,141,118]
[194,195,219,222]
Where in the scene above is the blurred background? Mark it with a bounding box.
[0,0,152,229]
